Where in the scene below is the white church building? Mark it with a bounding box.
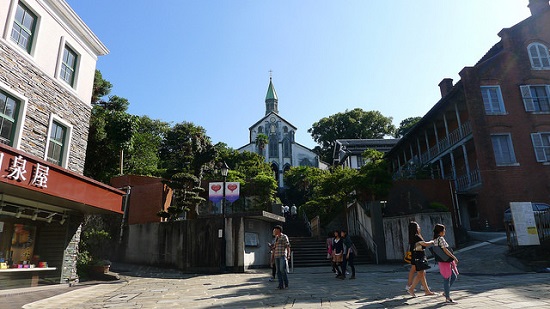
[238,77,328,188]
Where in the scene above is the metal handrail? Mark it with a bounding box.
[301,209,312,237]
[356,219,379,264]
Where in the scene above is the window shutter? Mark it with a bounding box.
[541,45,550,68]
[481,88,491,112]
[531,133,546,162]
[521,85,535,111]
[530,45,542,68]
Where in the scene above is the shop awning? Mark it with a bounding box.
[0,144,124,219]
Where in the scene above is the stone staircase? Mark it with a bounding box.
[289,236,373,268]
[282,216,374,267]
[282,216,311,238]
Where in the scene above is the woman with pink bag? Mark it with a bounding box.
[326,232,335,273]
[433,224,459,304]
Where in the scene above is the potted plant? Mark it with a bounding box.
[79,229,112,277]
[90,259,111,274]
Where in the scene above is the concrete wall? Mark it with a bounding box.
[123,217,277,272]
[243,219,274,268]
[383,212,454,261]
[124,218,223,273]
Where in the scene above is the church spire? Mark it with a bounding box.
[265,72,278,115]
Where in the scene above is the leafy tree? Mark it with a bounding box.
[158,122,216,220]
[86,71,173,182]
[84,95,138,183]
[91,70,112,104]
[284,150,392,226]
[283,166,326,207]
[303,167,358,224]
[356,149,392,201]
[395,116,421,138]
[207,143,277,210]
[125,116,170,176]
[255,133,268,156]
[308,108,395,162]
[245,173,278,210]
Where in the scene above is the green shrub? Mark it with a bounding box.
[429,202,448,212]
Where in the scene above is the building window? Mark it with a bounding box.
[11,2,37,53]
[481,86,505,114]
[269,136,278,158]
[520,85,550,112]
[528,42,550,70]
[491,134,517,165]
[0,90,20,146]
[60,46,77,86]
[282,139,291,157]
[531,132,550,162]
[357,155,365,167]
[47,121,66,166]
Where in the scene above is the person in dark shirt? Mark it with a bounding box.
[331,230,344,279]
[341,230,355,279]
[407,221,436,297]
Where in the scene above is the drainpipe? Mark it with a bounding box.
[119,186,131,244]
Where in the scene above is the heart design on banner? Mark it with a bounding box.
[211,184,221,192]
[227,184,238,192]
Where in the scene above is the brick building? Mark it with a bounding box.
[386,0,550,231]
[0,0,124,288]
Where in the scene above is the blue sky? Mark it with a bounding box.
[67,1,531,149]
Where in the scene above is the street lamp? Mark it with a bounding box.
[220,161,229,216]
[220,161,229,271]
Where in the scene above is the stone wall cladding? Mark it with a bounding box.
[62,221,82,283]
[0,42,91,174]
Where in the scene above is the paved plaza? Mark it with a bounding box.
[1,232,550,308]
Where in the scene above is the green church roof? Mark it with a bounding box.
[265,78,278,101]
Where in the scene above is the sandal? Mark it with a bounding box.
[424,291,435,296]
[407,288,417,298]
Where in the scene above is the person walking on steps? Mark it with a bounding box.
[273,225,291,290]
[341,230,356,279]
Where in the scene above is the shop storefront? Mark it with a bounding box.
[0,144,124,289]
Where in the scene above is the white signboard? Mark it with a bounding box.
[510,202,540,246]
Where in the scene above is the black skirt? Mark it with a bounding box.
[412,250,431,271]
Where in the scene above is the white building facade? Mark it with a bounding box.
[0,0,124,289]
[238,78,327,188]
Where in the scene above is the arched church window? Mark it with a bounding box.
[269,136,278,158]
[283,164,291,174]
[283,138,291,158]
[283,126,288,133]
[258,126,263,133]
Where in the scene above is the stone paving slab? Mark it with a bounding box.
[19,266,550,309]
[4,233,550,309]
